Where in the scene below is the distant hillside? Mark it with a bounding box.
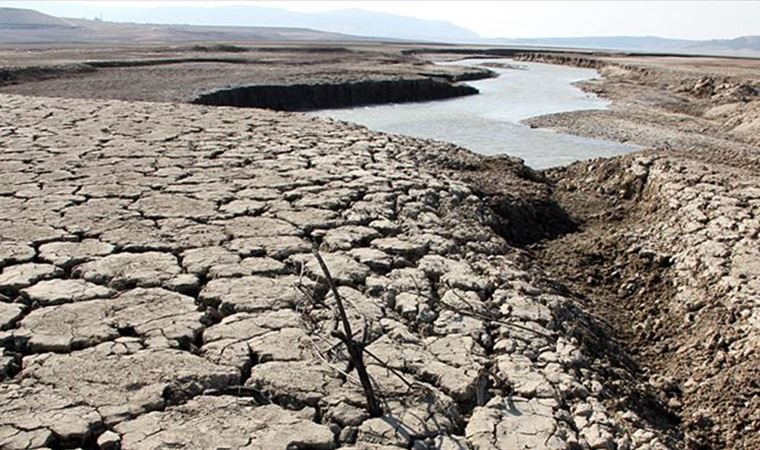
[0,7,76,28]
[699,36,760,52]
[491,35,760,57]
[0,7,376,44]
[52,4,478,43]
[1,6,758,58]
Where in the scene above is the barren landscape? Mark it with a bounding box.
[0,37,758,450]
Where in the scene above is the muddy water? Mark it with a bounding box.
[312,59,638,169]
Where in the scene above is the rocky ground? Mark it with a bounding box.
[0,93,682,449]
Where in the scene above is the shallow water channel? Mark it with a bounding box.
[312,58,638,169]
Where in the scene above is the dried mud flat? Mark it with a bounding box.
[0,94,678,449]
[0,45,757,450]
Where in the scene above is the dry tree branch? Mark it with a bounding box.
[361,347,416,390]
[312,247,382,417]
[294,250,436,413]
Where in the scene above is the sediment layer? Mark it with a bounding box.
[192,77,479,111]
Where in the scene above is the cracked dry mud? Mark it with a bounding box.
[0,86,751,450]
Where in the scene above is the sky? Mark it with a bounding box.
[2,1,759,40]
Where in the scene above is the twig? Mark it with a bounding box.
[410,275,554,340]
[312,247,382,417]
[361,347,416,389]
[303,331,361,386]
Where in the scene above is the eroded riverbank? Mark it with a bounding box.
[517,52,760,450]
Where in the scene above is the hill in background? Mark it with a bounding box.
[0,6,758,57]
[0,6,76,28]
[0,7,379,44]
[493,35,760,57]
[76,5,479,43]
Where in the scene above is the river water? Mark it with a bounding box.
[312,59,638,169]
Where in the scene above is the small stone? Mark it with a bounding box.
[276,208,341,231]
[0,303,24,330]
[371,237,428,258]
[219,199,266,216]
[0,243,35,268]
[131,194,217,219]
[223,216,300,238]
[199,275,306,315]
[348,247,393,272]
[369,219,401,235]
[181,246,240,276]
[228,236,311,259]
[357,417,413,447]
[162,273,200,294]
[38,239,114,268]
[239,257,288,275]
[323,225,381,250]
[97,430,121,450]
[466,396,568,449]
[290,252,370,287]
[246,360,344,407]
[496,354,555,398]
[581,423,615,449]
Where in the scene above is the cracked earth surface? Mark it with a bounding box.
[0,93,682,450]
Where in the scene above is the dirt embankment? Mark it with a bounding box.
[0,45,494,108]
[511,53,760,449]
[192,77,478,111]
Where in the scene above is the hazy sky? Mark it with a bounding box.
[3,1,759,40]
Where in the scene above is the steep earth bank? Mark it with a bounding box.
[192,77,479,111]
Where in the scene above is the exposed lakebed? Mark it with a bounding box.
[313,59,639,168]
